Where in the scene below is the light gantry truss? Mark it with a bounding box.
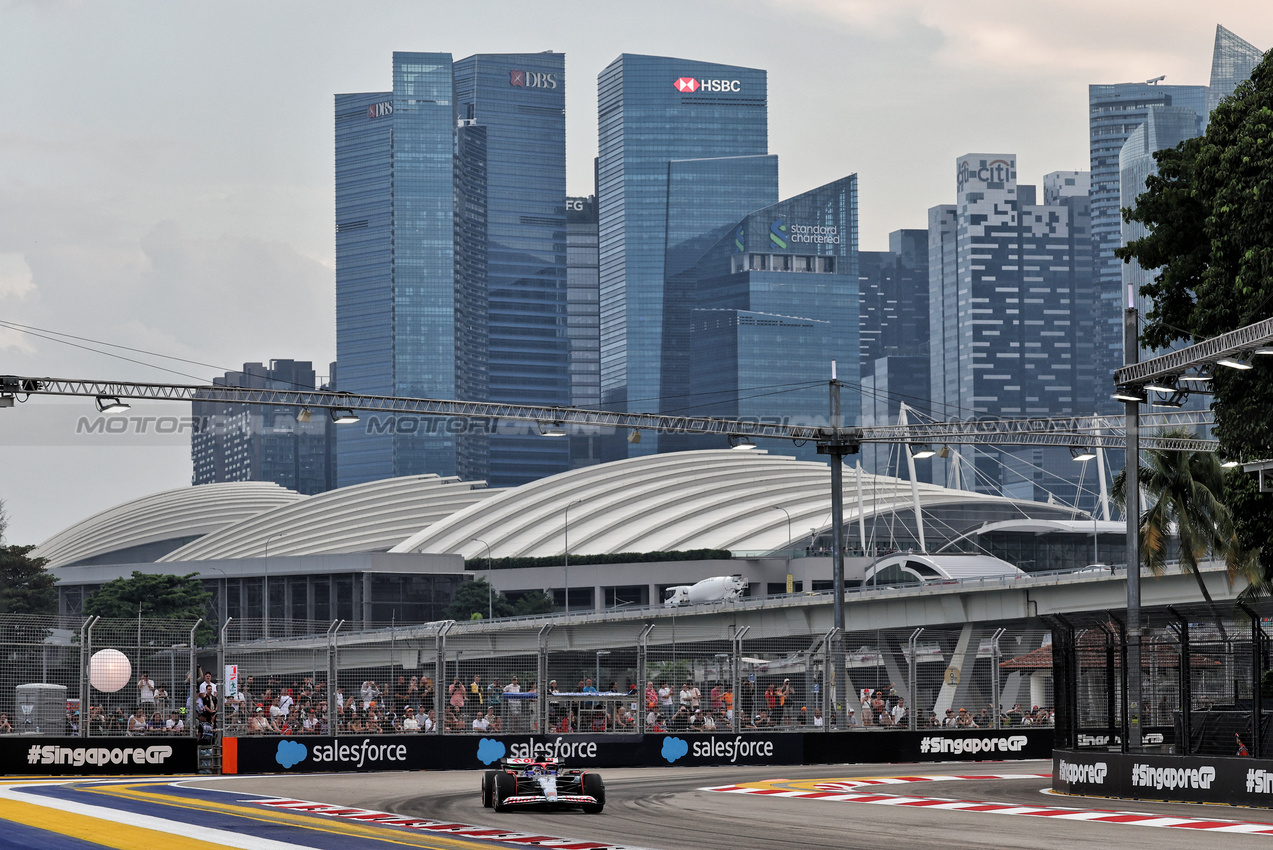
[1,374,1216,452]
[1115,316,1273,390]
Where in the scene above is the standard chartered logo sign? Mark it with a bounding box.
[769,219,840,249]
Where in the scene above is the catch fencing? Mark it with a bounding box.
[0,613,1056,743]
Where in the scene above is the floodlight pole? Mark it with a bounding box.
[816,364,852,728]
[1124,295,1143,751]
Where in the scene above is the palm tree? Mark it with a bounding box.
[1113,428,1259,630]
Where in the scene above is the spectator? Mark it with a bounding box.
[198,671,217,699]
[0,713,12,733]
[646,709,664,732]
[127,708,148,735]
[449,678,467,717]
[503,677,522,727]
[279,688,294,718]
[645,682,658,712]
[764,684,777,715]
[845,707,860,727]
[470,675,484,709]
[688,709,705,730]
[891,697,906,726]
[776,679,794,723]
[702,710,717,731]
[248,708,269,734]
[473,711,491,732]
[658,683,673,717]
[402,707,420,731]
[679,683,693,711]
[166,710,185,734]
[361,680,380,710]
[722,687,734,723]
[689,682,702,711]
[812,708,824,728]
[423,709,437,732]
[138,672,156,708]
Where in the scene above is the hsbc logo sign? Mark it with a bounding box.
[674,77,741,93]
[510,70,557,89]
[367,102,393,119]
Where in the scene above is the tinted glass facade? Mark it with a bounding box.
[336,52,569,488]
[681,176,859,459]
[597,54,769,454]
[455,54,569,485]
[336,52,457,486]
[1087,82,1205,412]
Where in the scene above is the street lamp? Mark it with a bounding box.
[595,650,610,690]
[471,538,493,620]
[564,499,585,616]
[771,506,792,592]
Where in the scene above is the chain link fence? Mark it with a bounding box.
[1,613,1064,742]
[0,614,204,738]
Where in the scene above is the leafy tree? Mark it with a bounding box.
[443,580,559,620]
[0,544,57,615]
[83,571,214,643]
[444,578,515,621]
[1113,430,1258,628]
[1117,49,1273,590]
[510,590,556,616]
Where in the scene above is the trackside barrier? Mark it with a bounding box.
[1,735,199,775]
[220,728,1053,774]
[1053,748,1273,808]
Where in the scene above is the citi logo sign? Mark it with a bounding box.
[510,70,557,89]
[675,77,741,93]
[367,102,393,119]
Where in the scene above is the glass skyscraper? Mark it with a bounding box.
[928,156,1097,503]
[454,53,569,486]
[335,51,569,488]
[680,175,859,460]
[597,54,771,453]
[1088,24,1261,410]
[336,52,457,486]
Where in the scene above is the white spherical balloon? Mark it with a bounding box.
[89,648,132,693]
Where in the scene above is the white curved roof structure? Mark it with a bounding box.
[34,482,304,569]
[866,552,1025,584]
[390,450,1051,559]
[160,474,496,561]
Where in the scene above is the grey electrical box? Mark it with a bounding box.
[15,683,67,735]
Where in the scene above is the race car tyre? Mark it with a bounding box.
[581,772,605,813]
[482,770,497,808]
[493,770,516,812]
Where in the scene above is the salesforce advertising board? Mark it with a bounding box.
[227,733,801,774]
[2,736,198,776]
[1054,750,1273,807]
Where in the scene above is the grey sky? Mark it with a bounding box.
[0,1,1268,545]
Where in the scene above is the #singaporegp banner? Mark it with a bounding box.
[222,729,1053,775]
[1,735,199,776]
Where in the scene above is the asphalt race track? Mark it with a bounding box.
[203,760,1273,850]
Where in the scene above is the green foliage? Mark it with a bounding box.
[1116,50,1273,591]
[83,571,215,643]
[510,589,556,616]
[464,549,733,571]
[0,545,57,616]
[443,580,560,621]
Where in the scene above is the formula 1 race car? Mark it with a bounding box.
[481,757,605,813]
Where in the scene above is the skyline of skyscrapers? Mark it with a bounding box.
[316,31,1266,514]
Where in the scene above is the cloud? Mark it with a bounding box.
[275,739,308,769]
[661,736,688,763]
[477,738,507,765]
